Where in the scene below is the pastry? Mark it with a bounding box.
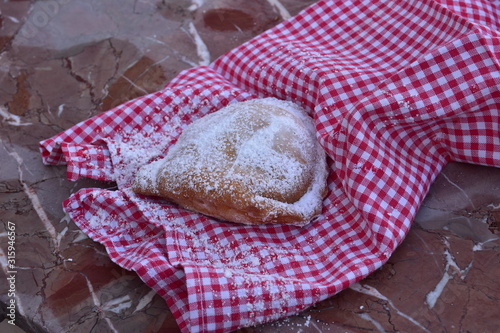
[132,97,328,226]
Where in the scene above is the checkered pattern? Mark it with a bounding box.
[39,0,500,332]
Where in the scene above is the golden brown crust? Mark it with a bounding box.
[132,98,328,226]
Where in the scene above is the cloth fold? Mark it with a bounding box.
[40,0,500,331]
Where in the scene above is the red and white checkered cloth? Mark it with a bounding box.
[40,0,500,331]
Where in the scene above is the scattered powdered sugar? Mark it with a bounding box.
[129,189,334,328]
[134,97,328,225]
[224,269,234,278]
[86,206,110,230]
[86,204,130,235]
[133,158,165,193]
[107,127,183,187]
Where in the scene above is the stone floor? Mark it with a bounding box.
[0,1,499,332]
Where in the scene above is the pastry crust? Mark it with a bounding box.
[132,98,328,226]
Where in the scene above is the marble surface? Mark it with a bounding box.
[1,1,499,332]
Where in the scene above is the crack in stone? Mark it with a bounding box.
[62,263,121,333]
[35,262,53,332]
[441,172,476,209]
[351,283,431,333]
[458,285,471,333]
[61,56,99,113]
[379,299,397,332]
[102,39,123,106]
[425,236,474,310]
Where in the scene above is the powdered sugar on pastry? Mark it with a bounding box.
[133,98,328,226]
